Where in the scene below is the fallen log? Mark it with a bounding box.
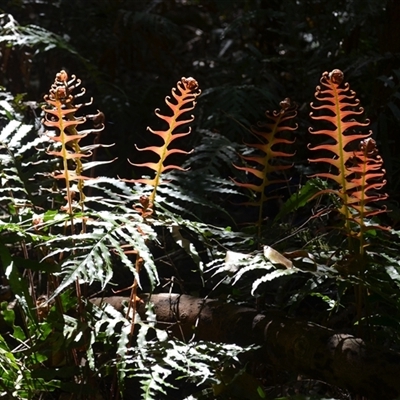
[92,294,400,399]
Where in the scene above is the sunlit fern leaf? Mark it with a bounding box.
[123,319,253,400]
[0,91,38,211]
[0,13,77,54]
[84,176,133,206]
[308,69,388,242]
[345,138,389,239]
[208,250,298,297]
[232,98,297,234]
[43,212,158,300]
[251,268,298,296]
[42,70,106,217]
[309,69,370,189]
[125,77,201,204]
[0,120,32,148]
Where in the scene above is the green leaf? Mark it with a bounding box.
[274,178,326,222]
[251,268,298,296]
[0,241,36,320]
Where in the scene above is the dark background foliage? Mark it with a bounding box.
[2,0,400,200]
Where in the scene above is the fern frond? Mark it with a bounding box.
[0,13,77,54]
[232,98,297,233]
[122,318,252,400]
[42,70,107,230]
[309,69,370,189]
[201,84,278,139]
[209,250,298,297]
[183,129,240,176]
[308,69,388,243]
[0,89,39,211]
[345,138,389,238]
[43,212,158,300]
[125,77,201,204]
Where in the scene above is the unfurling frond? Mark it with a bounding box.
[42,70,106,221]
[345,138,389,238]
[125,77,201,204]
[308,69,388,245]
[308,69,370,188]
[232,98,297,234]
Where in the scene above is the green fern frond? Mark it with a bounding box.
[84,176,134,205]
[0,13,78,55]
[184,129,240,176]
[122,320,253,400]
[154,175,238,222]
[0,90,39,212]
[43,211,158,300]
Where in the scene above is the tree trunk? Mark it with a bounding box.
[92,294,400,399]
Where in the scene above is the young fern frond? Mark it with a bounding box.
[232,98,297,234]
[42,70,105,226]
[125,77,201,204]
[345,138,389,239]
[308,69,388,245]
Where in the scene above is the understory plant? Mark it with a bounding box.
[0,66,399,400]
[213,69,399,336]
[0,71,249,399]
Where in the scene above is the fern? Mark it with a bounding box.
[40,210,158,301]
[345,138,388,235]
[0,13,78,58]
[42,70,106,221]
[184,129,240,176]
[209,248,298,298]
[124,325,253,399]
[308,69,388,248]
[0,89,41,212]
[2,57,399,399]
[201,84,278,139]
[233,98,297,235]
[125,77,201,204]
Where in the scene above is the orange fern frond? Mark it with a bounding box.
[42,70,105,225]
[345,138,389,238]
[125,77,201,204]
[308,70,371,217]
[309,69,370,187]
[232,98,297,233]
[308,69,388,244]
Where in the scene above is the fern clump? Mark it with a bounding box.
[1,60,400,400]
